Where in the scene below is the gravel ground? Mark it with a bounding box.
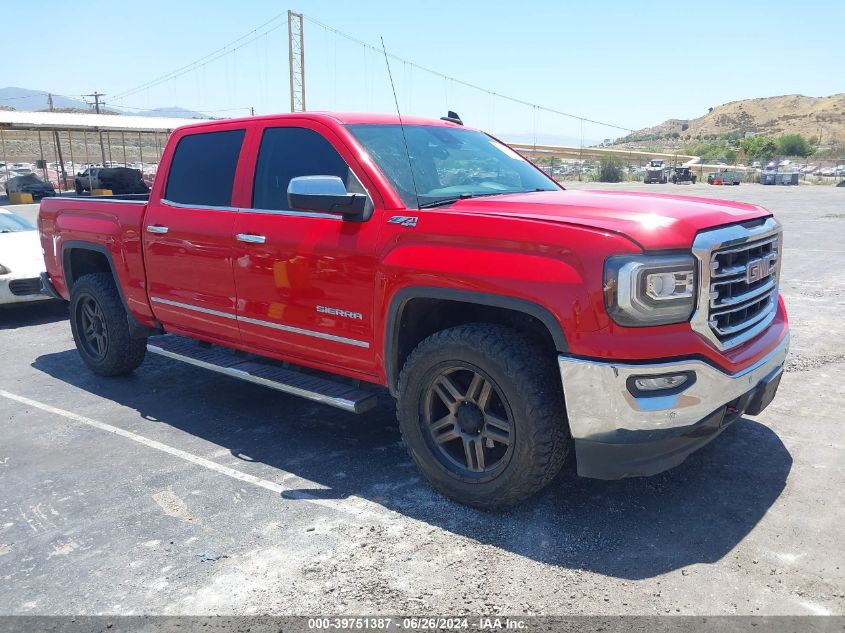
[0,183,843,616]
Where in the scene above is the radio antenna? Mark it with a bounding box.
[380,37,420,210]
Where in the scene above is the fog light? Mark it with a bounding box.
[632,373,690,392]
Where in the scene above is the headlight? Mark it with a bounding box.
[604,254,696,326]
[0,264,10,275]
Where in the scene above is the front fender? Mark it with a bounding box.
[374,236,618,388]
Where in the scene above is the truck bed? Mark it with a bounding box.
[38,195,155,324]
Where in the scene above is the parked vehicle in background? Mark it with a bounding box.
[39,112,789,508]
[644,159,668,184]
[75,167,150,195]
[4,174,56,199]
[0,208,52,305]
[671,166,697,184]
[707,169,741,185]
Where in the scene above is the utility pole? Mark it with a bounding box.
[83,91,108,166]
[48,94,67,190]
[288,11,305,112]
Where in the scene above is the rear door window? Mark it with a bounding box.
[252,127,364,211]
[165,129,245,207]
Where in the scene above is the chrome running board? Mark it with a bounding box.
[146,334,378,414]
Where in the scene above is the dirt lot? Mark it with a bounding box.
[0,183,843,616]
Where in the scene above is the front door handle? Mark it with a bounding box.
[236,233,266,244]
[146,225,169,234]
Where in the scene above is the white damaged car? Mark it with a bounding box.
[0,208,51,305]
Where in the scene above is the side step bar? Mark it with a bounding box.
[146,334,378,414]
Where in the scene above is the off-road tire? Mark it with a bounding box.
[397,324,570,509]
[69,272,146,376]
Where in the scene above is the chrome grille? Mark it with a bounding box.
[691,218,782,350]
[709,235,779,340]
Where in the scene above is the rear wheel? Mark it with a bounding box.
[69,273,146,376]
[397,324,570,509]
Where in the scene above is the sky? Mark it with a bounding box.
[3,0,844,143]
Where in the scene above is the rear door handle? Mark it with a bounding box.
[236,233,266,244]
[146,225,169,234]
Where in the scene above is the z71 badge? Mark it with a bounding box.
[388,215,418,228]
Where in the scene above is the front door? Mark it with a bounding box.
[232,123,382,378]
[143,127,246,345]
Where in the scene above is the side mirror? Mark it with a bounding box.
[287,176,367,219]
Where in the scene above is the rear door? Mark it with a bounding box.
[232,122,382,378]
[143,126,246,345]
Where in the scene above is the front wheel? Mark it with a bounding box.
[397,324,570,509]
[69,273,146,376]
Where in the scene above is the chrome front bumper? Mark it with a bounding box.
[558,334,789,479]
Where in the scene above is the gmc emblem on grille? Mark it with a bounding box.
[746,253,776,284]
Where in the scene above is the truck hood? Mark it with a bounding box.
[452,189,771,250]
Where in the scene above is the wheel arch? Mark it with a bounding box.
[384,286,568,395]
[62,240,161,339]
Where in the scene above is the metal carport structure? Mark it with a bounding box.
[0,111,209,190]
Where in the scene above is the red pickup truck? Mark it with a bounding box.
[38,112,789,508]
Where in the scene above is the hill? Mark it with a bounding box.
[0,87,208,119]
[0,87,90,111]
[618,94,845,147]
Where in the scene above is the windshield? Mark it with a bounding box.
[0,211,35,233]
[346,124,560,208]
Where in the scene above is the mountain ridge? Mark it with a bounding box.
[0,87,209,119]
[619,93,845,146]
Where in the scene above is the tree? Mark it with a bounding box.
[776,134,815,157]
[740,136,778,161]
[596,156,624,182]
[685,139,738,163]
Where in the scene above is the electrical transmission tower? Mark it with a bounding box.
[288,10,305,112]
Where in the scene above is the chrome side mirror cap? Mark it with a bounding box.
[287,175,367,219]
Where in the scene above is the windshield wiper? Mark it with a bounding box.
[418,193,476,209]
[418,191,527,209]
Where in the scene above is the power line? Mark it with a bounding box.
[0,91,51,102]
[304,14,634,133]
[111,12,289,102]
[116,104,253,114]
[98,8,633,133]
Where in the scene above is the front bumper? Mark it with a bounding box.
[0,275,52,305]
[558,334,789,479]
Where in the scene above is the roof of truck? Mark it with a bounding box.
[175,111,468,133]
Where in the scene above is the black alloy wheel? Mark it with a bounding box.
[422,364,514,480]
[76,294,109,361]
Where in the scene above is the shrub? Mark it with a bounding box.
[596,156,624,182]
[776,134,815,157]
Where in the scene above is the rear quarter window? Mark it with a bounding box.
[165,129,245,207]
